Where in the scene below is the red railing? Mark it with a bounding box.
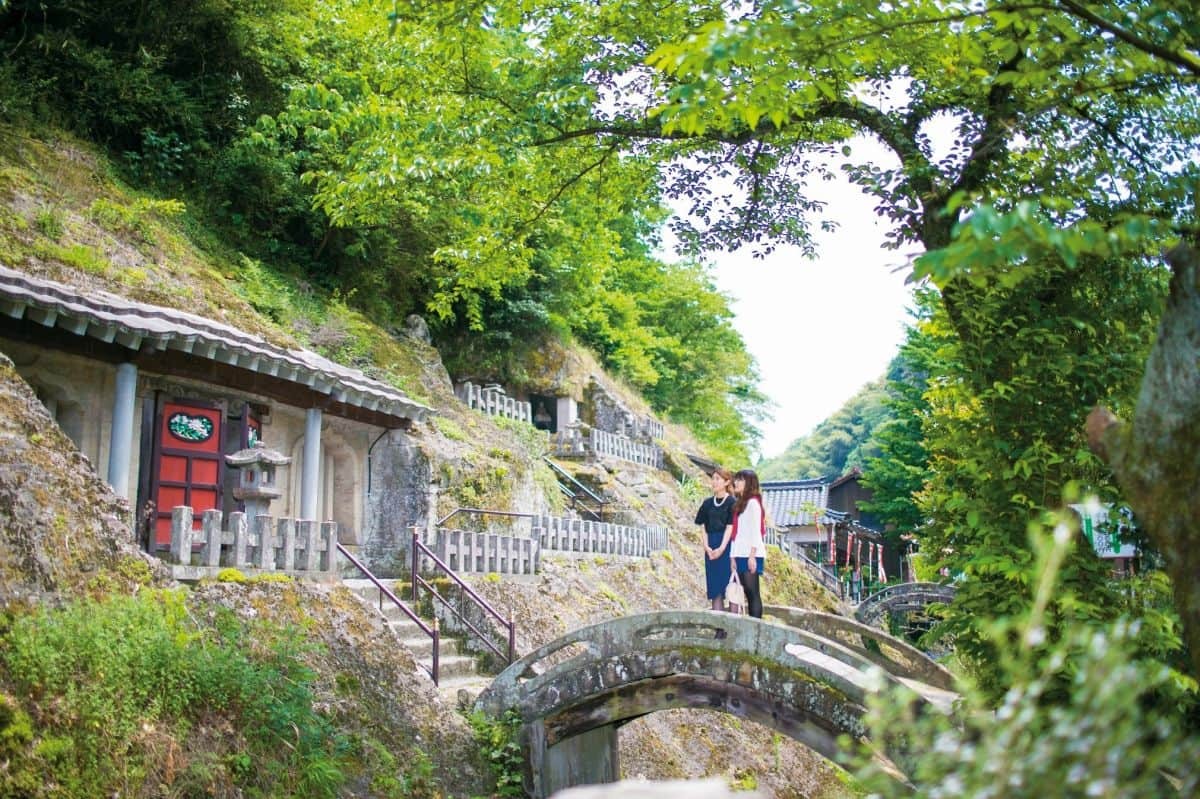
[337,543,440,684]
[411,527,516,666]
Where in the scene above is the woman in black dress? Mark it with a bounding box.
[696,468,734,611]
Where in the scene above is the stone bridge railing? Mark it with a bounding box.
[855,582,958,626]
[552,422,664,469]
[476,610,956,798]
[165,506,338,580]
[456,381,532,424]
[533,514,668,557]
[763,605,956,691]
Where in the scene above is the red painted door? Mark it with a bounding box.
[151,400,224,547]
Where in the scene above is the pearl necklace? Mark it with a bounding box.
[712,495,729,507]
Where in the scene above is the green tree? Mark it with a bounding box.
[435,0,1198,676]
[859,294,939,545]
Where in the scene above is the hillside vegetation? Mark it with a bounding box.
[0,0,765,463]
[5,1,1200,797]
[0,127,850,796]
[756,380,890,481]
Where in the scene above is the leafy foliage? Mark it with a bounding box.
[0,0,767,457]
[852,523,1199,798]
[0,591,349,798]
[859,301,938,542]
[467,709,525,797]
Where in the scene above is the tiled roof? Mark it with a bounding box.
[824,509,884,541]
[761,479,830,527]
[0,266,430,424]
[828,466,862,490]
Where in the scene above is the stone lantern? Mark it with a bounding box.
[226,441,291,520]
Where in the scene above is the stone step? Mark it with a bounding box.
[388,616,426,639]
[343,578,495,691]
[342,577,406,604]
[423,652,479,681]
[401,633,460,661]
[436,673,495,709]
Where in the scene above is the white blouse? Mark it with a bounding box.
[729,496,765,559]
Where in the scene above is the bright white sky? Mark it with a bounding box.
[702,162,919,460]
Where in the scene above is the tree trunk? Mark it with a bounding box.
[1087,240,1200,677]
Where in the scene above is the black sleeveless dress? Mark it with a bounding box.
[695,495,734,600]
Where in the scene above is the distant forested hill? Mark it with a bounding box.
[756,378,891,480]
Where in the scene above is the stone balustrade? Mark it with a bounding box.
[552,422,664,469]
[425,528,539,576]
[640,417,665,441]
[534,514,669,557]
[456,381,532,424]
[591,428,663,467]
[166,506,338,579]
[764,525,791,554]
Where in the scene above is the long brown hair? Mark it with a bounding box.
[732,469,761,517]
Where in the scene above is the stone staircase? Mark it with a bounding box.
[343,578,496,705]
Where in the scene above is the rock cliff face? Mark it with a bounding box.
[0,351,166,604]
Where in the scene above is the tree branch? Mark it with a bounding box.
[1053,0,1200,77]
[514,141,621,235]
[1088,239,1200,678]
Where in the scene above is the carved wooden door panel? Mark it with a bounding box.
[150,399,224,547]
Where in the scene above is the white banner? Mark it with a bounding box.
[1068,503,1137,559]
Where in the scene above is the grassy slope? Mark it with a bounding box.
[0,124,853,797]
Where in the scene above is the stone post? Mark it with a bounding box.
[254,515,274,569]
[106,362,137,498]
[300,520,320,571]
[320,521,337,572]
[301,407,322,521]
[280,517,297,571]
[170,505,193,565]
[229,511,248,568]
[201,509,223,567]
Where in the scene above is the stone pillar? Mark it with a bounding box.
[556,396,578,431]
[426,480,439,542]
[529,721,619,799]
[106,362,137,498]
[301,407,322,521]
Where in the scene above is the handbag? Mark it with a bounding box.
[725,571,746,608]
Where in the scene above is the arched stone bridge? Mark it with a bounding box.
[475,608,957,798]
[854,582,958,627]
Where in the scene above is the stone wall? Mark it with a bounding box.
[361,429,431,577]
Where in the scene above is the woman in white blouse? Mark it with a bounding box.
[714,469,766,618]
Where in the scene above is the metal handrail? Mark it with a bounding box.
[437,507,538,527]
[411,528,516,665]
[542,456,606,505]
[542,456,609,521]
[796,550,846,599]
[337,542,440,684]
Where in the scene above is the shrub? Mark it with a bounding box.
[0,590,349,798]
[851,522,1200,798]
[467,709,525,798]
